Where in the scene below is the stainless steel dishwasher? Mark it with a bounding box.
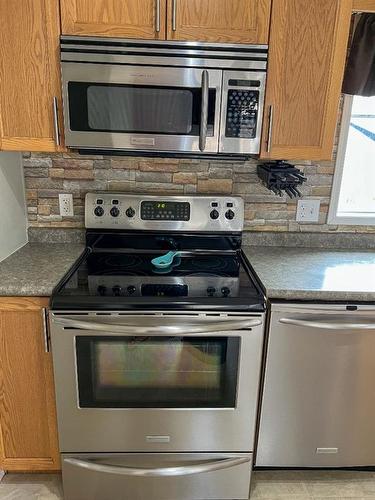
[256,303,375,468]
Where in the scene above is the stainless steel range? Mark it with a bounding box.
[50,194,266,500]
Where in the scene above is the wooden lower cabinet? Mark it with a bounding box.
[0,298,60,472]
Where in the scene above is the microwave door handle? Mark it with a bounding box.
[64,456,250,477]
[52,317,262,334]
[199,70,209,152]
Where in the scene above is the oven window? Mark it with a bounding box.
[76,336,239,408]
[68,83,216,136]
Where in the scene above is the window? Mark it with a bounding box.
[328,94,375,225]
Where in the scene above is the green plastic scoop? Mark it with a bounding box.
[151,251,182,269]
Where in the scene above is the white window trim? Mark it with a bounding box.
[328,94,375,225]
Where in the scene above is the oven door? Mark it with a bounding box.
[50,312,264,453]
[61,63,222,154]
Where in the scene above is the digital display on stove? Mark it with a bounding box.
[141,284,188,297]
[141,201,190,221]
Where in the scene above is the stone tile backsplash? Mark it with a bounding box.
[23,152,372,233]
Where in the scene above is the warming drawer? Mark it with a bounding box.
[62,453,253,500]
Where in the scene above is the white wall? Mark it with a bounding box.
[0,152,27,262]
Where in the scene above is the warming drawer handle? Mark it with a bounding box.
[279,317,375,330]
[63,456,250,477]
[52,317,262,334]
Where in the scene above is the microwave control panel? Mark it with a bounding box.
[225,88,259,139]
[220,71,266,155]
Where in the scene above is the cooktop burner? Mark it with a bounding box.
[88,253,239,278]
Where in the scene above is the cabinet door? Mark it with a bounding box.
[166,0,271,44]
[0,0,63,152]
[61,0,166,39]
[0,298,60,471]
[260,0,352,160]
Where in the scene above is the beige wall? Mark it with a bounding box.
[22,151,374,234]
[0,152,28,261]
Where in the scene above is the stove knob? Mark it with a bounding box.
[94,206,104,217]
[221,287,231,297]
[112,285,122,297]
[97,285,107,296]
[225,209,235,220]
[210,209,219,220]
[110,207,120,218]
[127,285,136,295]
[207,286,216,297]
[126,207,135,218]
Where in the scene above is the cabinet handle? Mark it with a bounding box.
[172,0,177,31]
[266,105,274,153]
[53,97,61,147]
[156,0,161,32]
[41,308,50,353]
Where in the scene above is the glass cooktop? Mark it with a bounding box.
[50,232,265,311]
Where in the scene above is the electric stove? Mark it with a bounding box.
[51,194,264,312]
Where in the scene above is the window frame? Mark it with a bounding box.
[328,94,375,225]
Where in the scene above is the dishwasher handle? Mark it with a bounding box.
[279,317,375,330]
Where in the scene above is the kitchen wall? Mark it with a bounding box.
[23,151,374,234]
[0,152,28,261]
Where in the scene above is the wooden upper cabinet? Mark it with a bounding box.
[0,0,63,152]
[61,0,166,39]
[260,0,352,161]
[352,0,375,12]
[0,298,60,471]
[167,0,271,43]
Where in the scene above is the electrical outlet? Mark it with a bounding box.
[59,193,74,217]
[296,199,320,223]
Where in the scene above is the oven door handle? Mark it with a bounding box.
[52,317,262,334]
[63,455,250,477]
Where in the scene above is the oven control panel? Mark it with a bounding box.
[85,194,244,232]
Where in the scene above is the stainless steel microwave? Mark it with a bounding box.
[60,37,268,158]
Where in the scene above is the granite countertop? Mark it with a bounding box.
[2,242,375,302]
[243,246,375,302]
[0,243,85,296]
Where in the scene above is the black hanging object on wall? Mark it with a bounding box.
[342,14,375,97]
[257,160,307,198]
